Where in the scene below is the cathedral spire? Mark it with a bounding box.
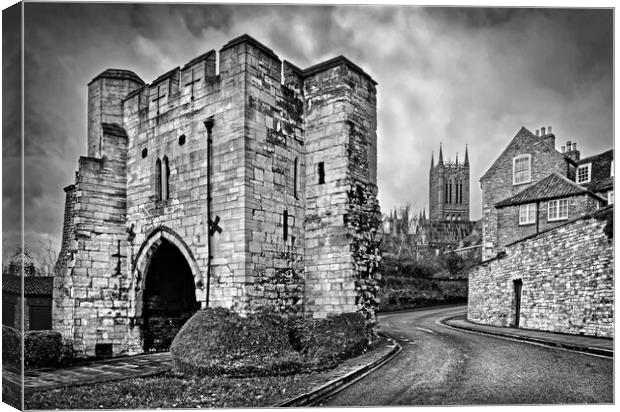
[430,151,434,170]
[438,143,443,165]
[464,144,469,167]
[456,151,459,166]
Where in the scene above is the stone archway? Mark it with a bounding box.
[133,227,202,352]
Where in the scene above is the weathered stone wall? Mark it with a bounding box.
[54,35,380,356]
[54,184,76,275]
[468,206,613,338]
[303,59,379,321]
[480,129,567,260]
[496,194,601,249]
[241,41,306,314]
[53,126,132,355]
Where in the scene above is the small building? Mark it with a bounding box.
[2,275,54,330]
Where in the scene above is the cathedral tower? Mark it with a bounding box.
[429,145,470,221]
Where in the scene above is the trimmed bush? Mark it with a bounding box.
[2,325,22,370]
[288,312,367,369]
[25,330,63,368]
[170,308,304,377]
[170,308,369,378]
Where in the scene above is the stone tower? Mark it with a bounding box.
[53,35,380,357]
[429,145,470,221]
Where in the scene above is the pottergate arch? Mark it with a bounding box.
[133,227,203,351]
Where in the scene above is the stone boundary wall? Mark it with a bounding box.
[468,206,613,338]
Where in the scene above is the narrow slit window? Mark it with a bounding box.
[155,158,162,200]
[162,156,170,200]
[283,210,288,241]
[318,162,325,184]
[294,157,299,199]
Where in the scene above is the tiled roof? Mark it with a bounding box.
[25,277,54,295]
[495,173,605,208]
[2,275,53,296]
[578,149,614,193]
[2,275,21,294]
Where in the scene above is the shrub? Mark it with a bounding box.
[288,312,367,369]
[170,308,369,378]
[170,307,304,377]
[2,325,22,370]
[25,330,63,368]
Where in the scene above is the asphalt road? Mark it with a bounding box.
[323,305,613,406]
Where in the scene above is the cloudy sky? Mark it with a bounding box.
[2,2,613,260]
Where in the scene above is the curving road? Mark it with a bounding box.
[324,305,613,406]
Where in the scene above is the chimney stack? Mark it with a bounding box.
[548,126,552,134]
[536,129,540,136]
[564,140,580,161]
[541,126,546,135]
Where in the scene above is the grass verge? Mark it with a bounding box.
[25,371,318,409]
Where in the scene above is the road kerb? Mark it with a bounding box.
[439,315,613,359]
[275,334,403,407]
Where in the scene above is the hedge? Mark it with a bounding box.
[170,308,368,378]
[2,325,22,370]
[25,330,63,368]
[288,312,367,369]
[170,308,305,377]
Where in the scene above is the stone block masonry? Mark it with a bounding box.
[54,34,381,357]
[468,206,613,338]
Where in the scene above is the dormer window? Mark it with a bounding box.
[513,154,531,185]
[576,163,591,184]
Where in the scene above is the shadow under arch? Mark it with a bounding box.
[133,226,203,351]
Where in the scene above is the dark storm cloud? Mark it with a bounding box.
[2,3,23,254]
[13,3,613,261]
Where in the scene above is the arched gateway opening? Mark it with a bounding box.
[142,239,199,352]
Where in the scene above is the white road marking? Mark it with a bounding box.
[416,327,436,335]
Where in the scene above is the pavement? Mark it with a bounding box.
[23,351,172,393]
[442,313,613,358]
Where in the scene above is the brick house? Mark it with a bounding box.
[468,125,613,337]
[494,173,605,249]
[479,126,611,260]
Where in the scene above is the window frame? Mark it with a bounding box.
[513,154,532,185]
[576,163,592,184]
[547,198,569,222]
[608,190,614,205]
[518,203,536,226]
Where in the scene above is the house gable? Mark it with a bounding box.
[480,126,567,183]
